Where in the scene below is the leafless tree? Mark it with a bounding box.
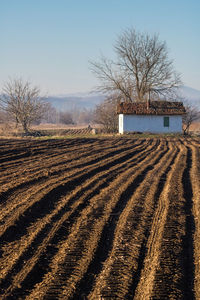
[59,111,74,125]
[183,104,200,134]
[90,28,181,102]
[42,104,57,124]
[75,108,94,124]
[0,110,10,123]
[94,97,118,132]
[0,78,47,133]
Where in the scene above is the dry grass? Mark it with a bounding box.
[189,121,200,132]
[0,121,200,139]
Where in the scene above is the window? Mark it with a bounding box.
[164,116,169,127]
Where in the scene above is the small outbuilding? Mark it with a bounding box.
[117,100,186,134]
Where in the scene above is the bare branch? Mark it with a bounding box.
[0,78,47,133]
[182,102,200,134]
[90,28,182,103]
[94,96,118,132]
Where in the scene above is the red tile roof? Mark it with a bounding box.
[117,101,186,115]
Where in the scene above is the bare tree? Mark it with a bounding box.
[59,111,74,125]
[94,97,118,133]
[183,104,200,134]
[90,28,181,102]
[0,78,47,133]
[0,110,10,123]
[42,104,57,124]
[75,108,94,124]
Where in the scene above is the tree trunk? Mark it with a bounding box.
[22,121,29,134]
[15,116,19,129]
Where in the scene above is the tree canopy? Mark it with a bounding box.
[90,28,181,102]
[0,78,47,133]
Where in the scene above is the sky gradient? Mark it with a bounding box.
[1,0,200,95]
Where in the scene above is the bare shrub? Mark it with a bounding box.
[183,104,200,134]
[94,99,118,133]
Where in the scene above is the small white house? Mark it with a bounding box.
[117,101,186,134]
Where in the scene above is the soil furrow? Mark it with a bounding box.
[90,141,177,299]
[87,141,177,299]
[0,137,199,300]
[0,138,125,177]
[0,139,152,296]
[0,139,146,236]
[181,147,195,299]
[0,139,139,205]
[24,140,164,299]
[134,142,194,300]
[189,144,200,299]
[0,139,139,196]
[0,140,151,286]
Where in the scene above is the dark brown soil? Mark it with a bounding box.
[0,137,199,299]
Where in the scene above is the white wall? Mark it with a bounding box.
[119,114,124,134]
[119,114,183,134]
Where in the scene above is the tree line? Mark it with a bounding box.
[0,78,95,132]
[0,28,199,134]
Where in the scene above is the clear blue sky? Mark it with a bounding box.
[1,0,200,95]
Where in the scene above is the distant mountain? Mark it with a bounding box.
[178,86,200,108]
[44,86,200,111]
[45,94,105,111]
[179,86,200,100]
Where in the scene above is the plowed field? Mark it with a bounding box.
[0,137,200,299]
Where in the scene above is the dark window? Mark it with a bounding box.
[164,116,169,127]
